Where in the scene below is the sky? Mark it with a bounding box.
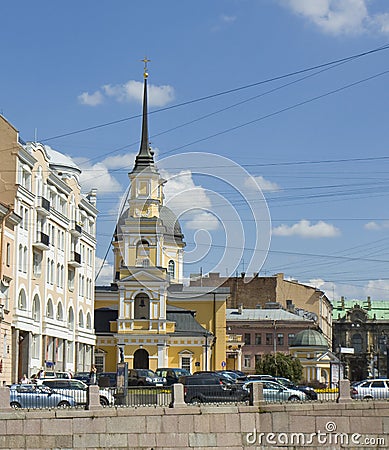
[2,0,389,302]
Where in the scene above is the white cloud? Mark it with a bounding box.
[273,219,340,238]
[245,175,281,192]
[281,0,389,35]
[79,80,174,107]
[221,14,237,23]
[95,256,114,285]
[185,211,220,230]
[75,152,139,195]
[78,90,104,106]
[372,13,389,33]
[75,157,124,195]
[365,221,389,231]
[162,169,220,231]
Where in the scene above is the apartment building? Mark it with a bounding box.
[0,115,97,383]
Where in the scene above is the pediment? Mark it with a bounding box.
[119,268,168,284]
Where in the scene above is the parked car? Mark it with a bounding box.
[155,368,191,386]
[128,369,165,386]
[10,384,76,408]
[274,377,318,400]
[31,370,72,382]
[97,372,117,387]
[351,378,389,400]
[36,378,114,406]
[73,372,92,384]
[243,380,307,402]
[215,370,247,383]
[178,373,249,404]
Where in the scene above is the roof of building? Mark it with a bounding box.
[44,145,81,175]
[290,329,328,348]
[160,205,184,240]
[226,308,314,322]
[94,304,209,337]
[332,298,389,320]
[166,305,209,336]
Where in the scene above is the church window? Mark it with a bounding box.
[137,180,149,196]
[134,293,150,320]
[168,260,175,279]
[136,240,150,258]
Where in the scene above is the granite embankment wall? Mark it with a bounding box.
[1,382,388,449]
[1,401,389,449]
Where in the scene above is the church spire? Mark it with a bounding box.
[132,57,156,173]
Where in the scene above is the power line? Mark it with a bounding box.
[41,43,389,143]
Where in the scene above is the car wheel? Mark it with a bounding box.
[363,395,374,400]
[10,401,21,408]
[57,401,70,408]
[137,381,144,386]
[288,395,300,402]
[100,397,109,406]
[190,397,202,405]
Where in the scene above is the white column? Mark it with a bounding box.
[157,344,166,367]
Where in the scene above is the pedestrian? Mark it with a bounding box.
[20,374,30,384]
[89,365,97,385]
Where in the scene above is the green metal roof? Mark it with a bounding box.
[332,299,389,320]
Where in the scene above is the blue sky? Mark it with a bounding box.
[2,0,389,301]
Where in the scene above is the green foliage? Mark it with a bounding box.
[255,353,303,383]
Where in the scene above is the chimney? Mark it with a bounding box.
[238,304,243,314]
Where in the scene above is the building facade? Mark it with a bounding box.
[226,306,315,374]
[190,272,333,346]
[0,115,97,383]
[333,297,389,381]
[0,202,21,385]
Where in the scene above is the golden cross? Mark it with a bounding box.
[141,57,151,78]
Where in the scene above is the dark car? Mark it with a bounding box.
[97,372,117,387]
[215,370,247,383]
[73,372,92,384]
[155,368,191,386]
[128,369,165,386]
[178,373,249,404]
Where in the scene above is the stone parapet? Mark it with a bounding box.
[0,401,388,449]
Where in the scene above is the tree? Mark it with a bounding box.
[255,353,303,383]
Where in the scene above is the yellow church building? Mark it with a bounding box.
[94,65,227,374]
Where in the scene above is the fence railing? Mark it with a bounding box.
[0,379,380,410]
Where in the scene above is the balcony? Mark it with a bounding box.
[36,196,50,216]
[70,222,82,237]
[33,231,50,250]
[68,251,81,268]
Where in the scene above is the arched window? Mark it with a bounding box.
[168,260,175,279]
[18,289,27,310]
[32,294,40,321]
[134,293,150,320]
[57,302,63,321]
[46,299,54,318]
[78,310,84,328]
[86,312,92,329]
[68,307,74,330]
[351,333,363,353]
[136,240,150,258]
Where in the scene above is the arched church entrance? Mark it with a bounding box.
[133,348,149,369]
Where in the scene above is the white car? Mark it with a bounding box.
[36,378,114,406]
[351,378,389,400]
[243,380,307,402]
